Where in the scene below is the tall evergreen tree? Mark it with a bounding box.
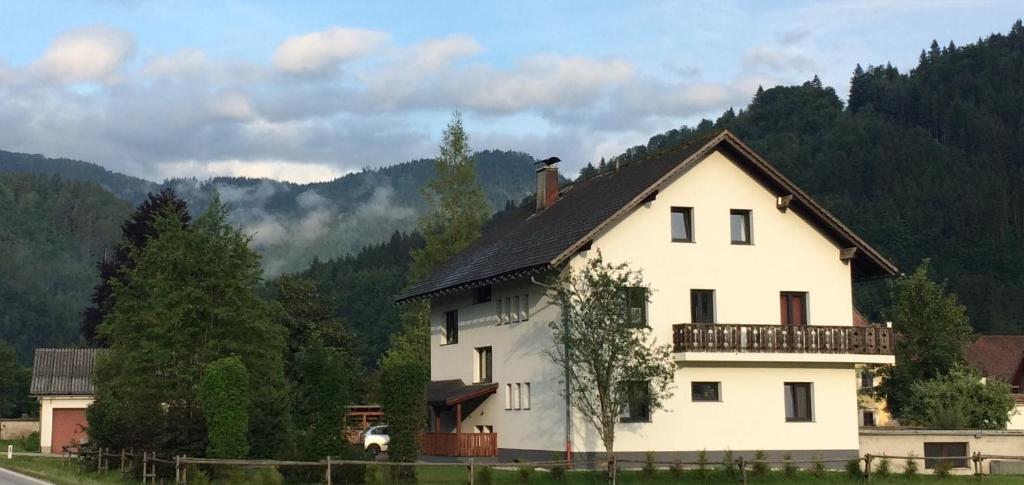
[81,188,190,345]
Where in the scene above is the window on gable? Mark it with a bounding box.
[513,383,521,410]
[671,207,694,242]
[521,294,530,321]
[522,382,531,410]
[691,382,721,402]
[619,381,651,423]
[504,297,511,324]
[444,310,459,345]
[512,295,521,323]
[691,290,715,324]
[784,382,813,422]
[730,209,752,244]
[624,287,648,327]
[780,292,808,326]
[495,299,503,324]
[475,346,492,383]
[504,384,512,410]
[924,442,968,469]
[474,285,492,304]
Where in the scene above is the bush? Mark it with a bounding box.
[476,465,494,485]
[642,451,657,478]
[846,458,863,478]
[251,467,284,485]
[720,449,736,477]
[935,460,953,478]
[752,450,769,476]
[518,465,532,483]
[670,454,684,478]
[875,454,891,477]
[811,454,825,478]
[549,457,565,482]
[783,453,797,476]
[696,449,709,480]
[21,431,40,452]
[189,468,211,485]
[904,452,919,478]
[380,356,427,483]
[198,357,250,459]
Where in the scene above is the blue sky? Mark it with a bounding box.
[0,1,1019,182]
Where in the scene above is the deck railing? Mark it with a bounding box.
[421,432,497,457]
[672,323,893,355]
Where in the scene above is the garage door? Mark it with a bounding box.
[51,408,88,454]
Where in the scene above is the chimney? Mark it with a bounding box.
[535,157,560,212]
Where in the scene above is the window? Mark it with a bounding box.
[474,285,492,304]
[780,292,808,326]
[624,287,648,327]
[475,425,493,434]
[504,297,511,323]
[619,381,651,422]
[505,384,512,410]
[730,209,752,244]
[521,294,530,321]
[862,410,876,427]
[691,382,721,402]
[859,371,874,389]
[784,383,813,422]
[513,383,522,410]
[522,383,531,410]
[512,296,521,323]
[475,347,492,383]
[691,290,715,324]
[444,310,459,344]
[495,300,503,324]
[671,207,694,242]
[924,442,968,469]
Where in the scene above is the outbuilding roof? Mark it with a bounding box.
[396,129,899,303]
[30,348,99,397]
[967,336,1024,390]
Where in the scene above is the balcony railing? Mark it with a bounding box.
[672,323,893,355]
[422,432,497,457]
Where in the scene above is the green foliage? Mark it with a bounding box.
[251,467,284,485]
[783,453,797,476]
[0,173,131,361]
[846,458,864,478]
[88,196,291,458]
[752,450,768,476]
[549,460,565,482]
[546,252,675,455]
[720,449,736,477]
[198,357,250,459]
[21,431,40,452]
[905,453,919,478]
[188,468,211,485]
[0,342,34,418]
[876,454,892,477]
[642,451,656,478]
[898,366,1014,430]
[410,111,490,282]
[379,352,427,482]
[811,454,825,478]
[476,465,494,485]
[517,465,533,483]
[934,459,953,478]
[875,262,975,418]
[696,449,709,479]
[670,454,684,478]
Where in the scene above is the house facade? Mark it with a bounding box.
[397,130,897,462]
[30,348,98,454]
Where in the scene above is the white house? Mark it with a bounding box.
[396,130,898,463]
[30,348,98,454]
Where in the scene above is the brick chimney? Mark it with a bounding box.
[535,157,560,212]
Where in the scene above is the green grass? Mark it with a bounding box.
[5,457,1023,484]
[0,440,25,452]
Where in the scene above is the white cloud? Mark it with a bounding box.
[158,159,346,184]
[273,27,389,74]
[141,49,208,77]
[744,46,817,73]
[33,25,135,83]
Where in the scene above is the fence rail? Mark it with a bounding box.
[421,432,497,457]
[673,323,894,355]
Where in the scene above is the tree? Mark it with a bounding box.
[899,367,1014,429]
[379,349,428,482]
[88,196,291,458]
[872,261,974,418]
[0,341,33,418]
[82,188,190,345]
[198,357,250,459]
[545,252,675,459]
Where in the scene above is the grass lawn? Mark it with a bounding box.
[0,440,25,453]
[5,457,1024,484]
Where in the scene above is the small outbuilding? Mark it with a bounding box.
[30,348,98,454]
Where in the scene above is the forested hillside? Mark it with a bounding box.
[0,173,131,361]
[0,150,156,203]
[609,21,1024,333]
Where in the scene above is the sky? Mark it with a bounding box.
[0,1,1019,183]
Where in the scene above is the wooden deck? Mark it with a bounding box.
[421,432,497,457]
[673,323,893,354]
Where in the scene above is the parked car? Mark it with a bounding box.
[361,425,389,455]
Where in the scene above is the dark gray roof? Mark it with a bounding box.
[426,379,499,406]
[31,348,99,396]
[397,130,898,302]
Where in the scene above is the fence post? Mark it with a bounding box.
[469,457,475,485]
[325,456,332,485]
[738,456,747,485]
[864,453,872,482]
[973,452,983,476]
[6,444,10,460]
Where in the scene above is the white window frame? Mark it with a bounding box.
[522,382,531,410]
[513,383,522,410]
[521,294,530,321]
[505,384,512,410]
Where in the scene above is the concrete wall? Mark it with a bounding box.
[860,429,1024,475]
[0,419,39,440]
[38,396,93,454]
[1007,403,1024,430]
[428,148,868,456]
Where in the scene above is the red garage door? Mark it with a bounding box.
[51,408,88,454]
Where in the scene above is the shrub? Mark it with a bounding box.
[380,356,427,483]
[904,452,919,479]
[696,449,710,480]
[642,451,657,478]
[875,454,891,477]
[21,431,40,452]
[721,449,736,477]
[550,462,565,482]
[364,465,384,485]
[752,450,769,476]
[518,465,532,483]
[783,453,797,476]
[670,454,684,478]
[476,465,494,485]
[189,468,211,485]
[811,453,825,478]
[197,357,250,459]
[846,458,863,478]
[251,467,283,485]
[935,460,953,479]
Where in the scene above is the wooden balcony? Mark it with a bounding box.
[672,323,893,357]
[422,432,497,457]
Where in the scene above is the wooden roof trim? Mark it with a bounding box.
[396,264,550,303]
[446,383,499,406]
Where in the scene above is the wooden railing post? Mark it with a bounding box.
[865,453,873,482]
[325,456,332,485]
[738,457,747,485]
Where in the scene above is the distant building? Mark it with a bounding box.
[966,336,1024,429]
[30,348,98,454]
[396,130,898,462]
